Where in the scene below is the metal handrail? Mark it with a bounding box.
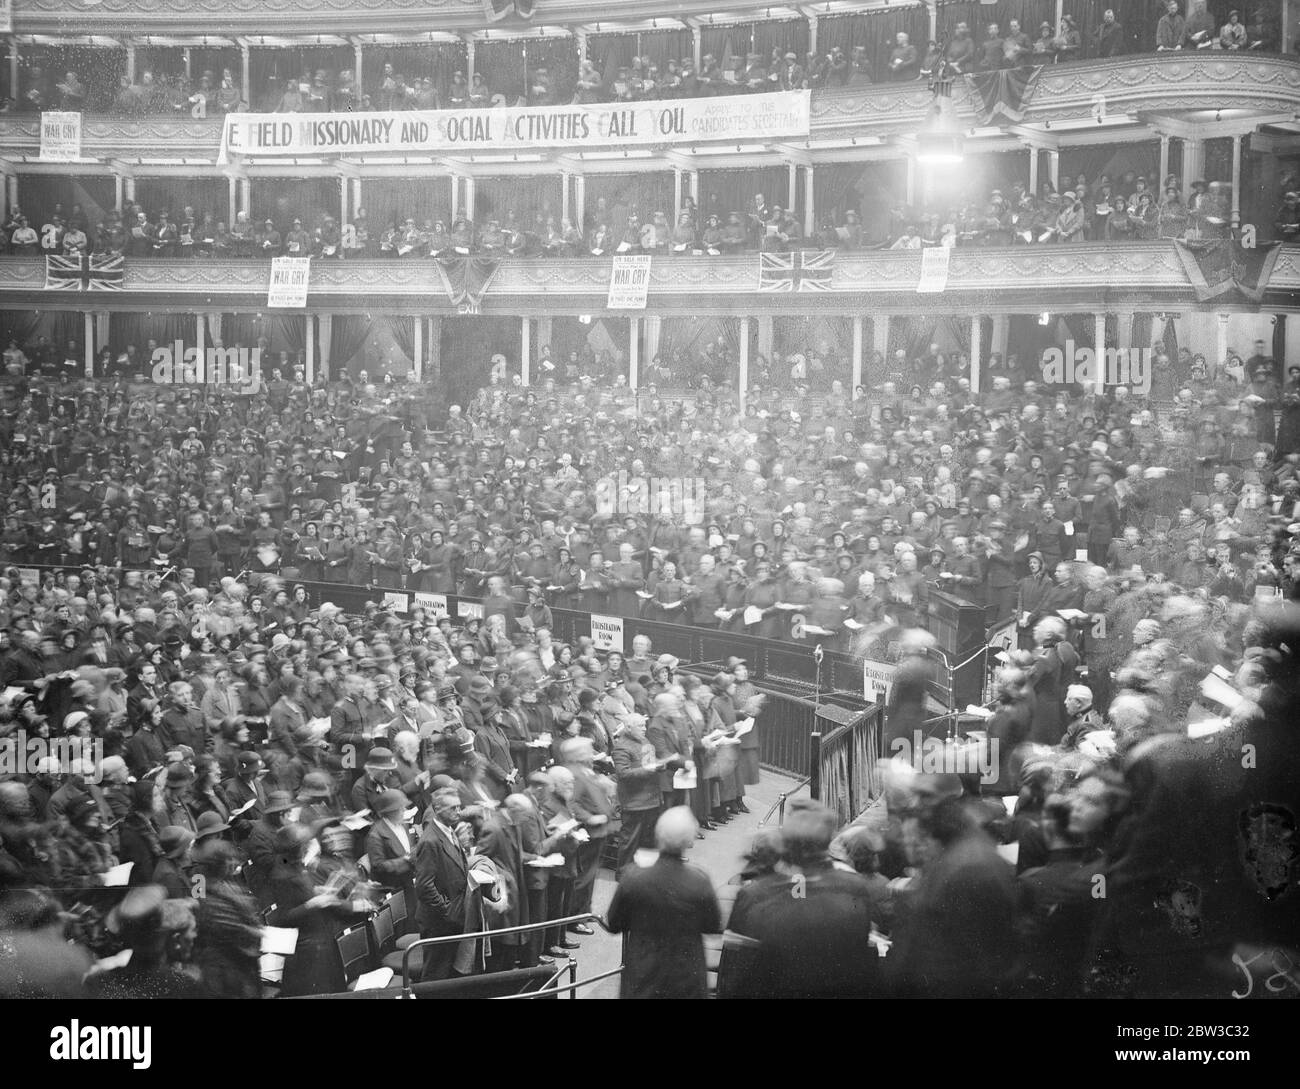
[493,965,625,1000]
[758,774,810,828]
[399,911,614,996]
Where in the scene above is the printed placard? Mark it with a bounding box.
[916,245,951,294]
[413,592,449,618]
[590,614,625,653]
[607,255,651,309]
[457,600,484,620]
[267,256,311,307]
[863,659,896,703]
[382,591,409,614]
[39,112,82,162]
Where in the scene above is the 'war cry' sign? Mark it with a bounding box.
[220,91,810,162]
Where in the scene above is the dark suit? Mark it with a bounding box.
[611,733,663,873]
[723,863,880,999]
[569,765,616,916]
[244,818,280,908]
[606,852,721,998]
[413,818,469,979]
[364,816,416,921]
[890,829,1019,998]
[474,812,528,971]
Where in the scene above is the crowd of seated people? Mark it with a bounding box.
[1,4,1281,118]
[7,163,1286,264]
[0,324,1297,995]
[886,173,1245,249]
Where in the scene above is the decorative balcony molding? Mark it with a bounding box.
[2,243,1296,315]
[12,0,841,35]
[1,54,1296,170]
[812,55,1300,138]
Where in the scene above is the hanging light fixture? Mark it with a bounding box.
[916,60,964,166]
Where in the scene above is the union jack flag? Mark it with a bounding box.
[758,250,834,292]
[44,253,124,291]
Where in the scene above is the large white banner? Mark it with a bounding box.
[39,112,82,162]
[219,91,810,161]
[607,256,651,310]
[267,257,311,307]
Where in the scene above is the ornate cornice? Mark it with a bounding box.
[1,54,1296,169]
[12,0,834,34]
[1,243,1294,315]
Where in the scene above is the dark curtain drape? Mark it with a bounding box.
[588,29,690,75]
[819,5,930,82]
[639,29,692,71]
[362,177,453,231]
[1274,314,1286,378]
[189,47,242,88]
[386,315,415,365]
[1155,314,1180,402]
[584,173,675,231]
[753,19,809,60]
[17,176,116,239]
[699,167,791,222]
[1,311,46,350]
[25,45,126,112]
[814,162,908,240]
[1059,143,1159,189]
[524,38,578,102]
[699,27,746,70]
[1060,313,1094,350]
[108,312,187,351]
[773,315,853,361]
[223,313,262,348]
[364,43,467,103]
[475,176,562,226]
[329,315,372,372]
[1006,314,1061,374]
[944,314,973,355]
[888,315,940,366]
[937,1,1057,44]
[51,312,80,352]
[249,46,352,111]
[589,33,636,74]
[658,316,742,364]
[273,316,307,358]
[253,178,337,230]
[134,178,227,223]
[477,41,529,102]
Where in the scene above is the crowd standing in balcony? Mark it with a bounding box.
[0,3,1280,118]
[0,331,1297,995]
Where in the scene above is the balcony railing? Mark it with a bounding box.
[0,55,1296,166]
[2,242,1298,312]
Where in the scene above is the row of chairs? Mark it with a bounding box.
[336,889,422,990]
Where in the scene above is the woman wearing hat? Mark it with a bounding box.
[364,787,418,920]
[269,822,359,996]
[192,839,262,998]
[152,826,195,898]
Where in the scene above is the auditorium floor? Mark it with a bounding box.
[574,768,804,999]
